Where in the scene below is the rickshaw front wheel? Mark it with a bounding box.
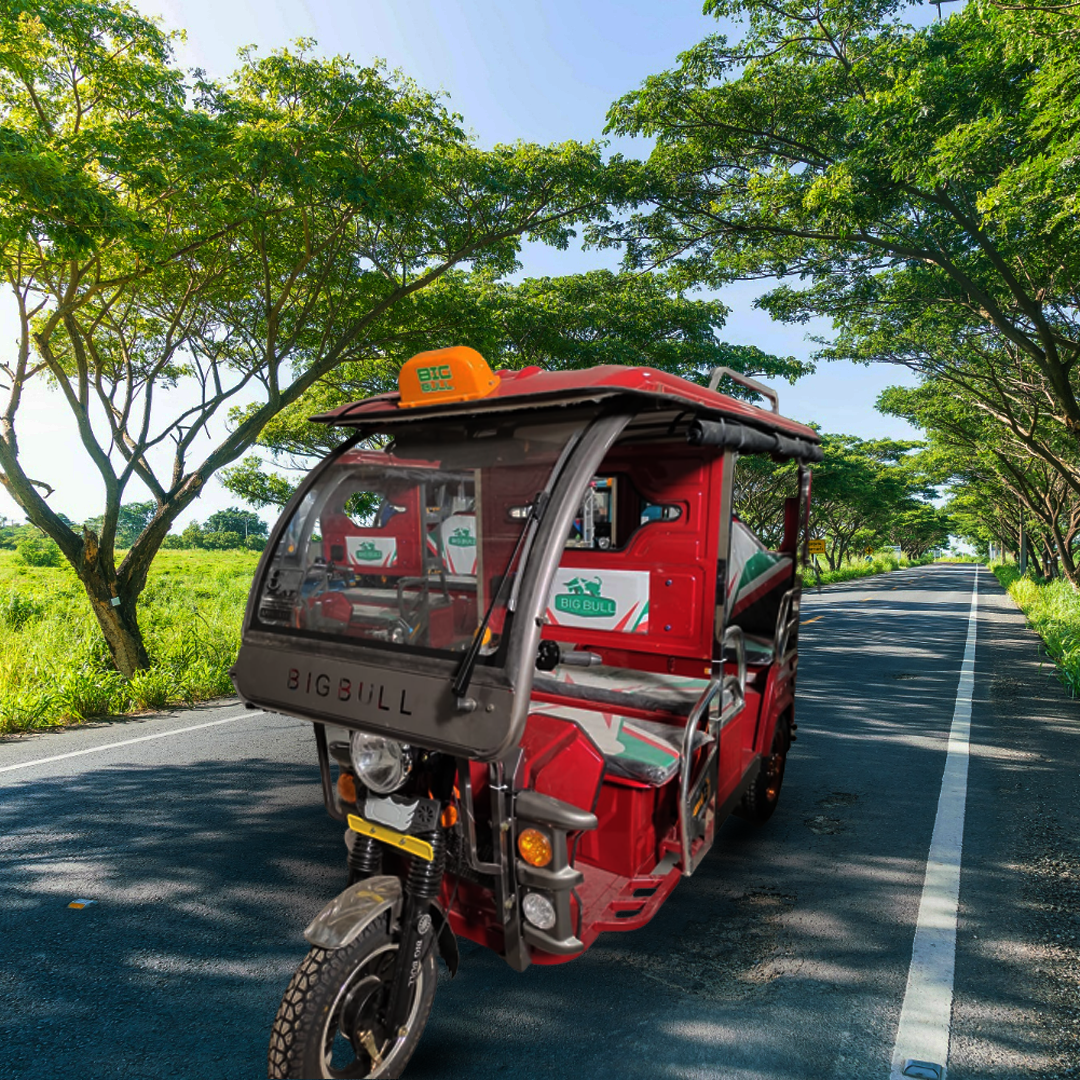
[268,916,436,1080]
[735,712,791,825]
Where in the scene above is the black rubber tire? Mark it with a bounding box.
[268,916,436,1080]
[735,712,791,825]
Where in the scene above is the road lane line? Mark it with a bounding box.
[0,710,261,774]
[888,566,979,1080]
[801,615,823,625]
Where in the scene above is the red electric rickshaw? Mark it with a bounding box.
[231,347,821,1079]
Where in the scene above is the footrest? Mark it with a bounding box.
[590,859,682,932]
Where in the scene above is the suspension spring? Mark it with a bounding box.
[347,831,382,884]
[406,828,446,903]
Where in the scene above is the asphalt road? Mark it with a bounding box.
[1,564,1077,1079]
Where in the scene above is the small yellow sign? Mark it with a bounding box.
[347,814,435,862]
[808,538,826,554]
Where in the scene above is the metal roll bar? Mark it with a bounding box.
[707,366,780,414]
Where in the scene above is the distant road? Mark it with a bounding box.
[0,565,1075,1079]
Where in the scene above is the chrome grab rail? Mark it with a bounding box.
[721,625,747,727]
[677,625,748,875]
[707,365,780,414]
[774,587,800,663]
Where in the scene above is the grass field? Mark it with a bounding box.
[0,550,259,735]
[992,563,1080,695]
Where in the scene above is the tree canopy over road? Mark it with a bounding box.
[604,0,1080,577]
[2,0,1076,675]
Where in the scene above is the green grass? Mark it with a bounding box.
[992,563,1080,695]
[800,550,931,588]
[0,549,260,735]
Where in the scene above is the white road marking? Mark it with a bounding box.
[0,710,260,774]
[889,566,979,1080]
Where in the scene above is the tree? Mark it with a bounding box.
[223,268,809,506]
[809,435,922,570]
[204,506,266,539]
[85,502,155,549]
[603,0,1080,469]
[887,504,952,560]
[732,452,797,548]
[882,380,1080,581]
[0,2,619,675]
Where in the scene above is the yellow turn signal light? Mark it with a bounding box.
[398,345,499,408]
[517,827,553,867]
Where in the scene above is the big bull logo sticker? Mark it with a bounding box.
[546,568,650,634]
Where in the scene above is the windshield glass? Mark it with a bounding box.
[253,417,585,660]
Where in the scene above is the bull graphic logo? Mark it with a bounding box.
[447,526,475,548]
[355,540,382,561]
[555,576,616,618]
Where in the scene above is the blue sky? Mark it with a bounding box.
[3,0,923,526]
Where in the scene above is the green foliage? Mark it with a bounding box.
[887,504,953,560]
[0,549,259,733]
[204,507,267,539]
[606,0,1080,579]
[222,269,810,484]
[994,564,1080,695]
[0,590,45,629]
[85,502,157,548]
[807,434,937,568]
[202,530,242,550]
[220,457,299,510]
[802,550,931,589]
[0,523,46,550]
[0,3,626,673]
[14,536,62,566]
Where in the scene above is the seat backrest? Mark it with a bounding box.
[427,512,478,576]
[726,519,793,640]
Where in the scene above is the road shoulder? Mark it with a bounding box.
[950,571,1080,1078]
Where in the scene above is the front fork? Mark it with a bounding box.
[345,763,454,1035]
[383,828,447,1031]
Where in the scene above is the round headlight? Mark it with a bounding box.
[522,891,557,931]
[349,731,411,794]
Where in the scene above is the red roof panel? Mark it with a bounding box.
[312,364,819,443]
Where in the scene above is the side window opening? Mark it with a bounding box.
[566,474,684,552]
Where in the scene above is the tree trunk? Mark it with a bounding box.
[74,527,151,678]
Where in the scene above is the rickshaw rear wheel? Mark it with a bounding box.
[735,712,791,825]
[268,916,436,1080]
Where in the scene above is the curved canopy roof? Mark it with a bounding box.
[313,364,820,449]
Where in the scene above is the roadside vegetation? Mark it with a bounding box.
[0,550,257,735]
[992,565,1080,696]
[801,551,931,590]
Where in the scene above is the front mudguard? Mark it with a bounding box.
[304,875,403,950]
[303,875,459,977]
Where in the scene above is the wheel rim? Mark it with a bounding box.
[318,941,425,1079]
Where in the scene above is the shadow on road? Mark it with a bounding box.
[0,565,1071,1079]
